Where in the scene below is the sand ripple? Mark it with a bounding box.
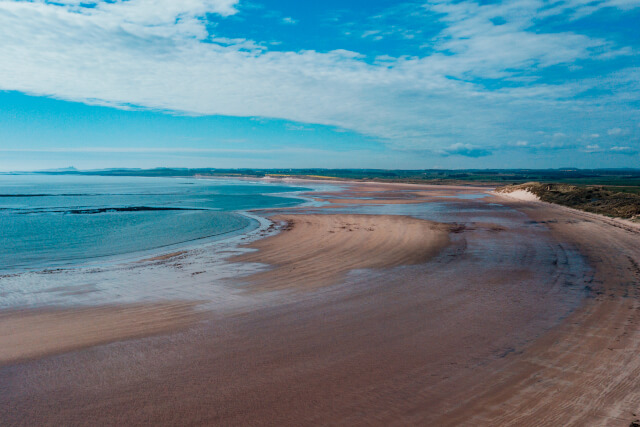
[233,214,451,290]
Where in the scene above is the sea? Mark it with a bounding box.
[0,174,309,274]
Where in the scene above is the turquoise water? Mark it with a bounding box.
[0,175,308,273]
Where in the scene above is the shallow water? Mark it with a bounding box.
[0,174,309,273]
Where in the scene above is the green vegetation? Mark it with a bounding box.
[601,186,640,195]
[496,182,640,220]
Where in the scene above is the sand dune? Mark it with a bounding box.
[233,214,451,290]
[495,188,540,202]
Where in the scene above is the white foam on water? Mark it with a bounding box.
[0,212,285,311]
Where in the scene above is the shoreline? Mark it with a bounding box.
[0,175,315,277]
[2,179,638,425]
[1,212,262,277]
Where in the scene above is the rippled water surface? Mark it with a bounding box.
[0,174,309,273]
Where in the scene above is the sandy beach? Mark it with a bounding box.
[0,303,201,365]
[1,181,639,425]
[233,214,451,290]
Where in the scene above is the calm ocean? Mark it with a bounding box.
[0,174,308,273]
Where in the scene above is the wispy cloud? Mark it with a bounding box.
[0,146,331,154]
[610,146,638,154]
[0,0,638,157]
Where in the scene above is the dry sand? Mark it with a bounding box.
[495,189,541,202]
[1,183,639,426]
[233,214,451,290]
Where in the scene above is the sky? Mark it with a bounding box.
[0,0,639,171]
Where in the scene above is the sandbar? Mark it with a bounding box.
[233,214,451,290]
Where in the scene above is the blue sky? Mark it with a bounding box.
[0,0,638,170]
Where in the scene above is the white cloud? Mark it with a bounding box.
[420,0,635,80]
[608,127,623,135]
[584,144,602,152]
[285,123,314,131]
[610,146,634,152]
[4,0,239,39]
[362,30,381,39]
[0,0,638,153]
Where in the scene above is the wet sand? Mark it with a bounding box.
[1,182,639,425]
[312,182,491,205]
[0,303,200,365]
[438,193,640,426]
[138,251,188,262]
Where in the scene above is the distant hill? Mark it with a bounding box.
[33,167,640,187]
[39,166,78,173]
